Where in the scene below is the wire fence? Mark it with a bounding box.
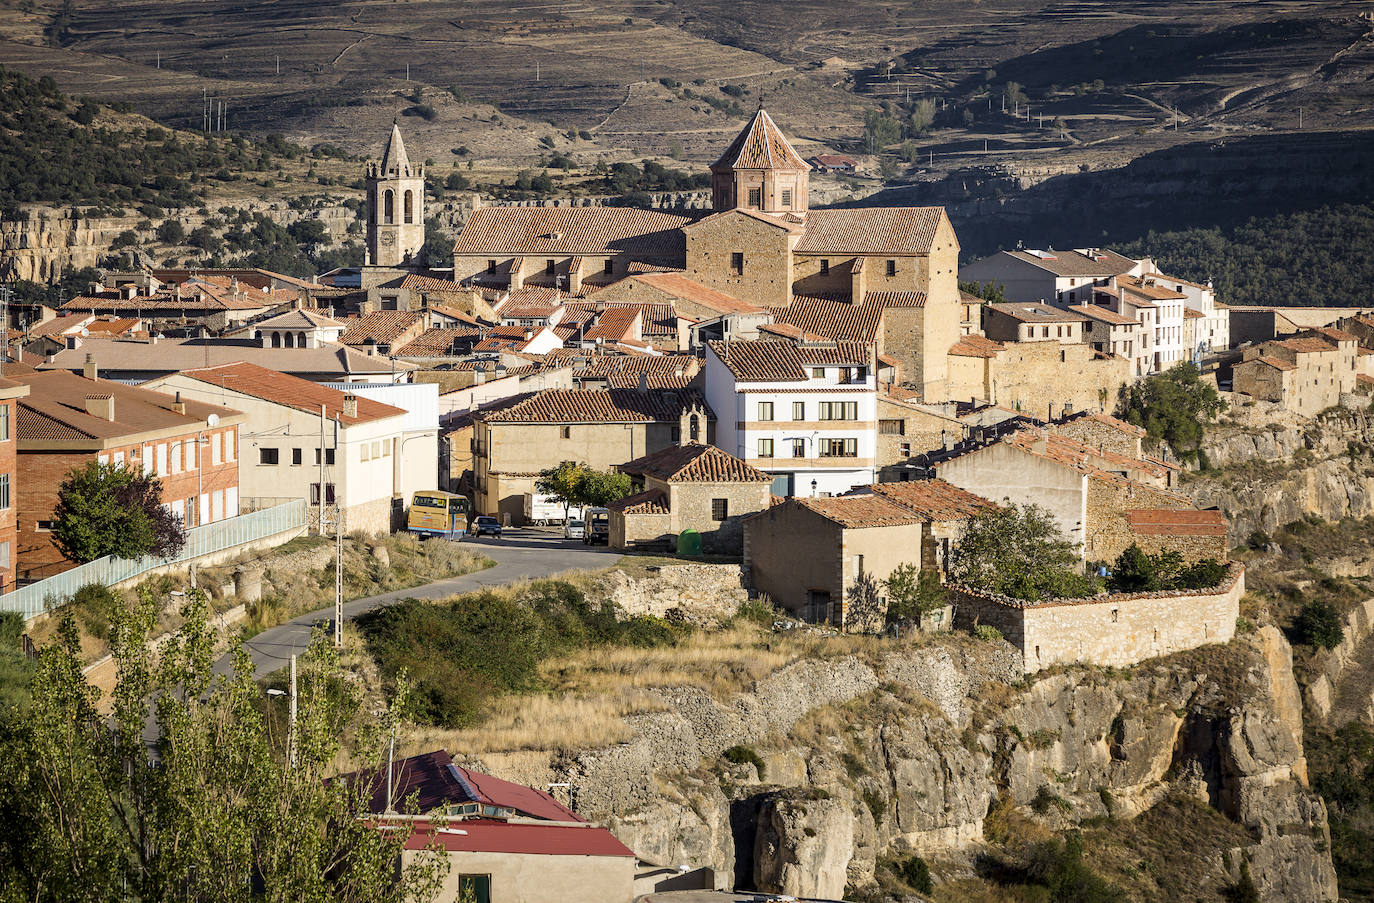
[0,500,307,619]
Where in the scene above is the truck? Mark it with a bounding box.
[522,492,566,526]
[583,507,610,545]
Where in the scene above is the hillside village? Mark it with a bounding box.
[2,110,1372,901]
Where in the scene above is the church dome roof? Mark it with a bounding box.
[710,108,810,173]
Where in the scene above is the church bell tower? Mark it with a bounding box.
[366,122,425,267]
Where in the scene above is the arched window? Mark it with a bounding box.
[383,189,394,224]
[404,190,414,224]
[284,332,295,348]
[298,332,307,348]
[689,414,700,442]
[271,332,282,348]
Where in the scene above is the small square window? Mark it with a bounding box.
[292,448,302,466]
[747,187,762,207]
[603,258,614,274]
[259,448,279,465]
[811,367,824,378]
[730,252,744,275]
[781,188,793,207]
[792,401,805,420]
[791,438,806,458]
[711,498,728,521]
[886,260,896,277]
[545,259,556,275]
[486,259,497,274]
[757,402,773,421]
[757,438,774,458]
[819,259,829,276]
[560,426,571,439]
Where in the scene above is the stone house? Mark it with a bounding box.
[1121,509,1228,562]
[608,443,773,553]
[743,478,994,627]
[469,387,711,522]
[982,302,1087,345]
[145,362,431,534]
[589,271,770,345]
[1068,304,1143,361]
[945,336,1130,422]
[11,368,244,581]
[1048,411,1147,459]
[1233,329,1359,415]
[952,563,1245,673]
[874,385,966,478]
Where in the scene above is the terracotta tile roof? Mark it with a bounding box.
[1067,304,1139,326]
[584,307,642,343]
[607,488,671,514]
[62,291,267,313]
[1247,355,1297,371]
[1307,326,1357,343]
[398,274,467,295]
[796,494,925,528]
[475,388,705,424]
[710,108,810,172]
[865,479,997,521]
[794,208,945,256]
[619,442,772,484]
[1358,374,1374,387]
[769,296,885,343]
[428,304,483,326]
[1153,273,1211,292]
[606,272,764,315]
[812,153,858,167]
[395,327,484,357]
[579,355,698,389]
[1183,308,1205,320]
[706,340,808,382]
[1119,275,1187,301]
[14,370,239,446]
[254,309,344,330]
[1125,509,1227,537]
[452,207,690,257]
[38,336,406,378]
[797,342,871,366]
[864,290,928,308]
[341,311,423,346]
[757,322,827,342]
[987,302,1088,324]
[401,819,635,858]
[948,335,1004,358]
[176,362,406,425]
[1004,248,1138,278]
[1276,337,1341,354]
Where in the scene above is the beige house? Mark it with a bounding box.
[609,443,772,553]
[945,334,1130,421]
[982,302,1087,344]
[743,479,993,627]
[470,387,711,522]
[1233,329,1359,415]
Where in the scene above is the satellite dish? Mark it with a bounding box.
[80,328,89,337]
[207,413,220,427]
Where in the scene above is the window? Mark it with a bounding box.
[404,189,414,224]
[225,430,235,462]
[747,187,762,207]
[487,259,497,274]
[383,189,394,224]
[457,876,491,903]
[259,447,279,465]
[757,401,774,421]
[545,259,555,275]
[171,443,182,474]
[292,448,302,466]
[885,260,896,277]
[156,444,168,477]
[792,401,805,420]
[0,403,8,441]
[899,442,911,457]
[811,367,825,378]
[211,435,222,466]
[604,258,614,274]
[819,259,829,276]
[730,252,744,275]
[818,401,858,421]
[879,419,904,435]
[711,498,728,521]
[781,188,793,207]
[310,483,337,505]
[560,425,572,439]
[791,438,806,458]
[183,441,194,471]
[36,519,55,532]
[819,438,858,457]
[0,474,9,510]
[314,448,336,466]
[757,438,774,458]
[361,443,372,462]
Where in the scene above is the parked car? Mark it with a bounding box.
[564,518,585,540]
[471,516,503,538]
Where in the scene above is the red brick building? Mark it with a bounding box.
[12,368,245,581]
[0,378,32,592]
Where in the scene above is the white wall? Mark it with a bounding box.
[935,442,1088,548]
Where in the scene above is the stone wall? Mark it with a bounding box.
[596,564,747,627]
[952,564,1245,673]
[684,212,795,309]
[1050,415,1144,458]
[990,341,1130,422]
[1083,475,1195,563]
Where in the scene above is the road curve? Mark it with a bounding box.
[215,529,618,681]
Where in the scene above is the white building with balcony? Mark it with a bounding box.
[704,339,877,497]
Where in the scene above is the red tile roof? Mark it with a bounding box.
[475,388,705,424]
[796,494,925,528]
[865,479,997,521]
[619,442,772,483]
[611,272,764,315]
[987,302,1088,324]
[584,307,641,343]
[452,207,690,257]
[400,819,635,858]
[1276,337,1341,354]
[864,290,928,308]
[769,296,885,344]
[1004,248,1138,278]
[948,335,1004,358]
[607,489,671,514]
[710,108,810,172]
[1067,304,1139,327]
[176,362,405,425]
[794,208,945,256]
[579,355,698,389]
[1125,509,1227,537]
[13,370,239,445]
[395,327,484,357]
[1119,275,1187,301]
[1248,355,1297,372]
[341,311,423,346]
[707,340,808,382]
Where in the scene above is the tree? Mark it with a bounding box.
[1107,544,1228,593]
[416,216,454,269]
[1004,81,1027,111]
[844,571,884,633]
[51,461,186,563]
[959,280,1007,303]
[0,589,449,901]
[884,563,948,631]
[908,99,936,136]
[575,468,632,508]
[948,503,1100,602]
[1119,362,1226,463]
[535,461,584,519]
[863,109,902,153]
[1296,600,1344,649]
[155,218,186,245]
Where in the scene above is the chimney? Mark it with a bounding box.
[342,394,359,419]
[171,390,186,415]
[84,394,115,421]
[636,372,649,394]
[82,353,98,381]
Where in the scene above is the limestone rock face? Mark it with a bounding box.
[879,715,991,852]
[753,793,854,899]
[597,564,747,627]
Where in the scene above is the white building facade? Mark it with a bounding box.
[704,340,877,497]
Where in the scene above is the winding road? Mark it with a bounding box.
[215,529,617,681]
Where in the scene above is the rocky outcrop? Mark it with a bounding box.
[475,629,1336,901]
[596,564,747,627]
[1306,597,1374,724]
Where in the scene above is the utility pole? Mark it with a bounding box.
[333,415,342,649]
[276,55,280,76]
[406,62,410,81]
[288,654,298,768]
[318,403,326,535]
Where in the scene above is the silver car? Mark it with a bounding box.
[563,518,585,540]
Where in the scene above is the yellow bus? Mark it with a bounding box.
[407,490,471,540]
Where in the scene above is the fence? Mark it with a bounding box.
[0,499,307,620]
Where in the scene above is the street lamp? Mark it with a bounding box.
[265,654,297,767]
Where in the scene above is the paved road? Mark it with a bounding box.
[215,528,618,680]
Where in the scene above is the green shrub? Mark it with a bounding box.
[67,583,121,640]
[974,624,1004,643]
[1296,600,1344,649]
[1025,831,1123,902]
[722,745,764,778]
[732,597,775,627]
[1245,530,1271,550]
[900,855,933,893]
[1031,785,1071,815]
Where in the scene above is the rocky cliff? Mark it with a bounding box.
[470,627,1337,901]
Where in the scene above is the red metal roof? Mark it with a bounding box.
[401,820,635,858]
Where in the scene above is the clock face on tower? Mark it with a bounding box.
[379,232,395,247]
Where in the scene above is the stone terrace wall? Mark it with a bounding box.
[953,564,1245,673]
